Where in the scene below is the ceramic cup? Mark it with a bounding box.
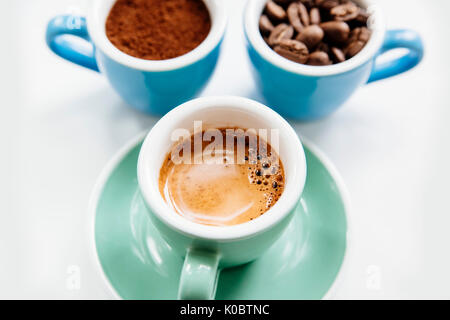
[244,0,425,120]
[45,0,226,115]
[137,96,306,299]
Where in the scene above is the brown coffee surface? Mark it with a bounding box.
[158,129,285,226]
[106,0,211,60]
[260,0,371,65]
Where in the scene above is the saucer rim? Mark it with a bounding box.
[88,131,353,300]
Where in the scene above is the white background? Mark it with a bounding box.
[1,0,449,299]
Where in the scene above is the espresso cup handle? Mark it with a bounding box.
[178,249,220,300]
[367,29,424,83]
[46,15,99,72]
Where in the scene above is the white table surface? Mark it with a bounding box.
[1,0,449,299]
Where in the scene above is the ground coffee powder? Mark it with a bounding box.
[106,0,211,60]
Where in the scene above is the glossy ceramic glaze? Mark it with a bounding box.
[92,137,349,299]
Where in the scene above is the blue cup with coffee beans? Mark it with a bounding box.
[46,0,226,115]
[244,0,424,120]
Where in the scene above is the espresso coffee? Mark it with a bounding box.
[158,128,285,226]
[106,0,211,60]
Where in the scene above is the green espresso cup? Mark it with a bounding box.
[137,96,307,299]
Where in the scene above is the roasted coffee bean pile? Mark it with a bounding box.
[259,0,371,65]
[106,0,211,60]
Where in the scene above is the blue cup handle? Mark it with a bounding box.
[46,15,99,72]
[367,29,424,83]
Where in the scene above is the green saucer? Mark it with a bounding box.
[91,134,350,300]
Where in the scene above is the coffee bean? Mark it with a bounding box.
[330,46,345,62]
[345,40,365,58]
[330,2,359,21]
[287,3,304,33]
[106,0,211,60]
[273,39,309,63]
[286,2,310,32]
[361,28,371,42]
[307,51,332,65]
[273,0,296,4]
[268,23,294,46]
[316,41,330,53]
[266,1,287,21]
[320,21,349,43]
[310,7,321,25]
[296,25,324,50]
[259,14,275,35]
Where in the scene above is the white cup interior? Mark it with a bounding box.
[245,0,385,76]
[138,96,306,240]
[87,0,227,71]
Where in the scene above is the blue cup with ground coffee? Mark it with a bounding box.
[46,0,226,115]
[244,0,424,120]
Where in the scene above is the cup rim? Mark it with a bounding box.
[87,0,227,72]
[244,0,386,77]
[137,96,307,241]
